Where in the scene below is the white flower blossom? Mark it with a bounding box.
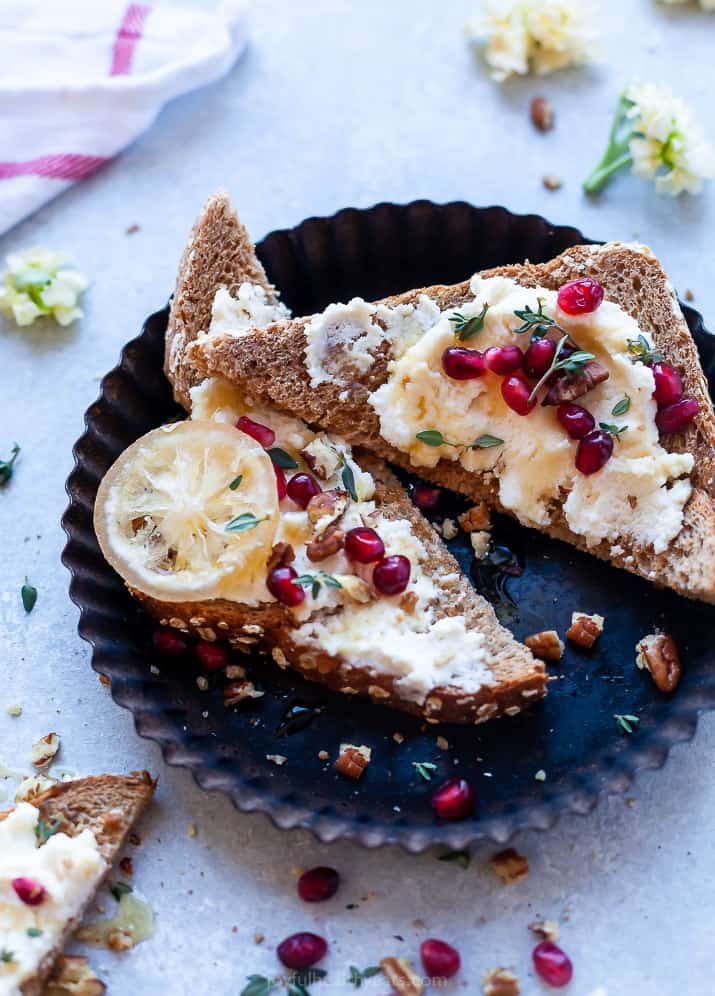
[466,0,598,82]
[0,247,88,327]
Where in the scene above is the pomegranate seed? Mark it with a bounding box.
[297,866,339,902]
[441,346,487,380]
[274,462,287,501]
[195,641,229,672]
[575,429,613,475]
[557,402,595,440]
[652,362,683,407]
[532,941,573,988]
[373,555,411,595]
[12,877,45,906]
[431,777,476,821]
[420,938,461,979]
[277,932,327,970]
[523,337,556,378]
[286,472,321,509]
[483,345,524,375]
[656,396,699,434]
[557,277,604,315]
[267,565,306,607]
[153,627,188,657]
[236,415,275,448]
[345,527,385,564]
[412,483,442,511]
[501,374,536,416]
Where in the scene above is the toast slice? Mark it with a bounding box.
[188,227,715,605]
[0,772,155,996]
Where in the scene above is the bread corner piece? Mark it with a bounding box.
[190,238,715,605]
[1,772,155,996]
[165,189,278,410]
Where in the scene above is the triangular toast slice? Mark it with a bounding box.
[107,193,548,726]
[0,772,155,996]
[186,202,715,605]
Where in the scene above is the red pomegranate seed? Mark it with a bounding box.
[345,526,385,564]
[412,483,442,511]
[431,777,476,821]
[297,866,340,902]
[267,565,306,607]
[153,627,188,657]
[274,462,287,501]
[236,415,275,448]
[484,345,524,375]
[286,472,321,509]
[557,277,604,315]
[195,641,229,672]
[501,374,536,416]
[277,932,327,969]
[373,555,411,595]
[557,402,595,440]
[656,396,699,434]
[420,938,461,979]
[12,877,45,906]
[532,941,573,987]
[575,429,613,475]
[441,346,487,380]
[523,337,556,378]
[652,362,684,407]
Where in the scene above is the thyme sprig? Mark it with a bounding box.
[615,713,640,734]
[348,965,381,988]
[415,430,503,451]
[449,303,489,342]
[413,761,437,781]
[599,422,629,440]
[513,299,566,339]
[292,571,343,599]
[626,334,664,367]
[0,443,20,485]
[527,334,596,405]
[34,819,60,844]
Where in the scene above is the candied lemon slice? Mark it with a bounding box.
[94,420,278,602]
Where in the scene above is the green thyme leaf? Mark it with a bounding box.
[110,881,133,902]
[599,422,629,439]
[225,512,266,533]
[561,350,596,372]
[416,430,448,447]
[26,927,43,938]
[228,475,243,491]
[241,977,277,996]
[267,447,299,470]
[341,456,358,502]
[471,434,504,449]
[438,849,471,868]
[413,761,437,781]
[0,950,14,964]
[513,299,558,337]
[626,334,664,366]
[286,985,310,996]
[0,443,20,486]
[348,965,381,988]
[34,819,60,844]
[611,395,631,417]
[615,713,639,734]
[450,303,489,342]
[292,572,342,598]
[21,578,37,613]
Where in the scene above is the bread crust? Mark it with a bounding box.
[191,242,715,604]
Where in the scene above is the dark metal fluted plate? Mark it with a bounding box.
[62,200,715,851]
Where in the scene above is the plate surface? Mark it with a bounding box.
[62,200,715,851]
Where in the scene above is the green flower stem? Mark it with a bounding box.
[583,94,635,195]
[583,150,634,195]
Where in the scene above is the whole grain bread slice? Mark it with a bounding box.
[189,240,715,604]
[0,772,155,996]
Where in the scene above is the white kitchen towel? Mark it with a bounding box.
[0,1,247,235]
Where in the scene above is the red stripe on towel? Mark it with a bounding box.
[0,154,109,181]
[110,3,151,76]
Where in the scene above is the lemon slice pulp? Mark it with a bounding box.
[94,420,278,602]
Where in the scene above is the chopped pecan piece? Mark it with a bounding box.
[380,956,424,996]
[306,526,345,562]
[490,847,529,885]
[483,967,520,996]
[399,590,418,613]
[335,574,373,604]
[529,919,560,943]
[530,95,554,132]
[30,732,60,769]
[266,542,295,572]
[46,955,106,996]
[306,489,348,524]
[459,502,491,532]
[566,611,604,649]
[301,436,340,480]
[335,744,371,780]
[543,360,609,405]
[636,633,682,693]
[525,630,564,661]
[223,680,264,707]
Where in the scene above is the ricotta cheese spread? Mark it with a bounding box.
[207,282,290,339]
[0,803,106,996]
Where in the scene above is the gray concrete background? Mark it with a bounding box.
[2,1,714,993]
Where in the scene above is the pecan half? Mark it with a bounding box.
[543,360,609,405]
[490,847,529,885]
[566,612,604,649]
[459,502,491,532]
[30,732,60,769]
[306,526,345,562]
[483,967,520,996]
[335,744,371,780]
[223,680,264,707]
[306,489,348,525]
[530,95,554,132]
[380,957,424,996]
[636,633,682,693]
[525,630,564,661]
[266,542,295,572]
